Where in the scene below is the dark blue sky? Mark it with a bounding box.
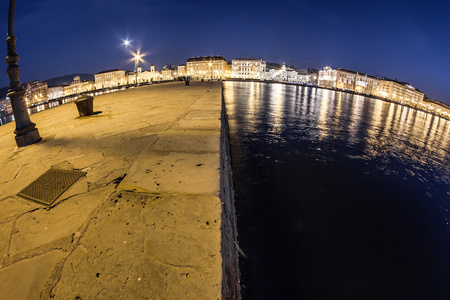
[1,0,449,104]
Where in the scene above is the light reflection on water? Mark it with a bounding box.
[224,81,450,299]
[225,81,450,166]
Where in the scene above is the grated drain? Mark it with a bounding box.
[17,169,87,205]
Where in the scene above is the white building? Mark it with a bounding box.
[162,66,176,81]
[186,56,228,79]
[231,59,266,80]
[48,86,64,100]
[177,65,186,77]
[318,66,338,88]
[64,76,95,96]
[0,97,12,115]
[95,69,126,89]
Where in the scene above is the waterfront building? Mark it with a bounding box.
[224,62,232,78]
[162,65,176,81]
[378,78,424,104]
[144,64,162,82]
[318,66,338,88]
[139,70,153,83]
[177,65,186,78]
[318,67,380,96]
[231,59,266,80]
[48,86,64,100]
[95,69,126,89]
[63,76,95,96]
[186,56,228,79]
[25,81,48,106]
[0,97,12,115]
[336,69,380,96]
[127,66,143,85]
[295,69,319,85]
[269,63,297,82]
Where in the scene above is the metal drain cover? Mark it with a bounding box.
[18,169,87,205]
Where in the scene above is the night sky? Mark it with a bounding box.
[1,0,449,104]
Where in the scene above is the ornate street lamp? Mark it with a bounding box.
[6,0,41,147]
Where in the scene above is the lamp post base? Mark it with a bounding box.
[15,127,41,147]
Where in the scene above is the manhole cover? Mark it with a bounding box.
[18,169,87,205]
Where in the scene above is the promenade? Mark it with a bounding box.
[0,81,232,299]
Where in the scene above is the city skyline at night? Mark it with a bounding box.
[1,0,449,104]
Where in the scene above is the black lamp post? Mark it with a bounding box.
[6,0,41,147]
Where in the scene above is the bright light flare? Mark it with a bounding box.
[123,39,130,46]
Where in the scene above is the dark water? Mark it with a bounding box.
[224,82,450,299]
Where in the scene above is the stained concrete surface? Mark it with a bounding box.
[0,81,225,299]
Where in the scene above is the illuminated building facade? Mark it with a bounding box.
[25,81,48,106]
[379,78,424,104]
[127,66,142,84]
[0,97,12,115]
[318,67,380,96]
[162,66,176,81]
[48,86,64,100]
[231,59,266,80]
[177,65,186,77]
[95,69,126,89]
[335,69,380,96]
[64,76,95,96]
[318,66,337,88]
[186,56,228,79]
[296,69,319,85]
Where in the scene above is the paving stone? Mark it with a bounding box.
[172,118,221,131]
[0,250,63,300]
[118,151,220,196]
[185,109,221,119]
[152,130,220,152]
[0,221,13,259]
[0,197,40,222]
[10,186,114,255]
[51,192,221,299]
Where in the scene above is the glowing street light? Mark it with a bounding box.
[134,54,141,86]
[122,39,147,86]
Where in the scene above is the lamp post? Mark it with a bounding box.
[6,0,41,147]
[134,54,140,86]
[123,40,142,87]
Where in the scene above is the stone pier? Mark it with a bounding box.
[0,81,240,299]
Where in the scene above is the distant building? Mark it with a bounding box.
[64,76,95,96]
[295,69,319,85]
[25,81,48,106]
[95,69,126,89]
[48,86,64,100]
[127,66,142,85]
[142,64,161,82]
[0,97,12,115]
[162,65,176,81]
[140,70,153,83]
[318,67,380,96]
[231,58,266,80]
[177,65,186,77]
[186,56,228,79]
[378,78,424,104]
[336,68,380,96]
